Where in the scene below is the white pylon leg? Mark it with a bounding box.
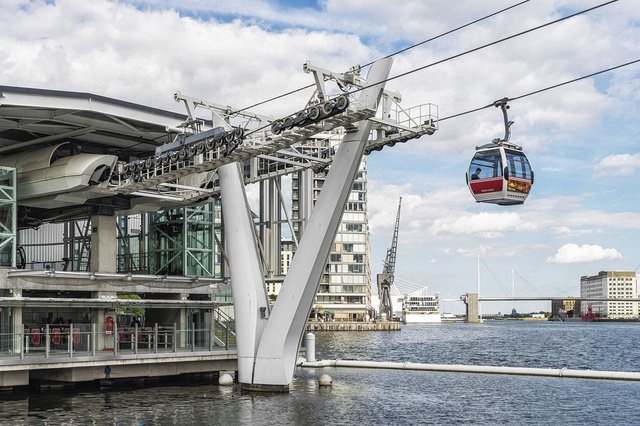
[250,58,394,390]
[218,162,269,385]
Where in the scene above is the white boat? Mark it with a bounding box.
[402,289,441,323]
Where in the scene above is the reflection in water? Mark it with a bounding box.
[1,322,640,424]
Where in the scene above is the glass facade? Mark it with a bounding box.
[117,215,147,273]
[148,202,222,277]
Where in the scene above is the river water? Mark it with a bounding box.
[1,321,639,425]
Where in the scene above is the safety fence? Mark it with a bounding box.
[0,320,235,361]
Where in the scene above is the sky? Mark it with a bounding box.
[1,0,639,314]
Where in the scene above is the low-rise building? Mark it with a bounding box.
[551,298,581,318]
[580,271,638,319]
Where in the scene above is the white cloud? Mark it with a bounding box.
[547,243,623,263]
[513,196,640,234]
[0,0,372,116]
[548,226,599,237]
[430,212,537,238]
[245,182,260,211]
[594,153,640,176]
[2,0,640,307]
[561,210,640,230]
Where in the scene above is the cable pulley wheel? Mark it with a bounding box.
[321,101,335,115]
[271,120,283,135]
[283,116,295,130]
[308,106,320,121]
[195,142,205,155]
[335,95,349,111]
[224,132,235,143]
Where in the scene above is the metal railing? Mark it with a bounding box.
[0,321,235,361]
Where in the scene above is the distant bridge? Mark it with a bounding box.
[475,297,640,302]
[459,293,640,323]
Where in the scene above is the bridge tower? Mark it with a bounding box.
[462,293,480,323]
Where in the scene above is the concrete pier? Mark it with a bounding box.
[0,350,237,389]
[462,293,480,323]
[0,306,237,390]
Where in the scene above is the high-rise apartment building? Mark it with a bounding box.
[291,137,372,322]
[580,271,638,319]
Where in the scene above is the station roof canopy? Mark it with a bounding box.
[0,85,187,158]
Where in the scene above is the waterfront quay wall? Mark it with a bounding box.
[0,351,238,390]
[306,321,401,331]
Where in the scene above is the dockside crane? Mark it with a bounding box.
[377,197,401,320]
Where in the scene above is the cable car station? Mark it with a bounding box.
[0,59,438,390]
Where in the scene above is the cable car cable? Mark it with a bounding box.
[438,57,640,123]
[232,0,531,117]
[508,57,640,102]
[246,56,638,140]
[360,0,531,68]
[245,0,619,137]
[344,0,619,99]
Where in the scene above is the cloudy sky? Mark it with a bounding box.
[2,0,639,313]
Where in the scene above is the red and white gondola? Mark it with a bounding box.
[466,98,533,205]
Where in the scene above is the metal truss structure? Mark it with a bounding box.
[0,60,437,223]
[0,167,16,268]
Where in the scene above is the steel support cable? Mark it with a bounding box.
[437,57,640,122]
[232,0,531,118]
[514,270,546,296]
[479,257,512,296]
[394,276,430,292]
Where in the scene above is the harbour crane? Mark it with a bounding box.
[377,197,401,320]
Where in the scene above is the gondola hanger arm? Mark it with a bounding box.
[492,97,513,144]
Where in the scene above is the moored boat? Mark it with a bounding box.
[402,289,441,323]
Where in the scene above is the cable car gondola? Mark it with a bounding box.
[466,98,533,205]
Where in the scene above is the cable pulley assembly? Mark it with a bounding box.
[118,126,245,182]
[270,94,350,135]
